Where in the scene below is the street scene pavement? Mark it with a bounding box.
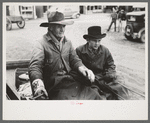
[5,13,146,99]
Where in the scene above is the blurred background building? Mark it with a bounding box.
[6,4,145,19]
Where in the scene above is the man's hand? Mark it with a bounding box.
[32,79,48,99]
[103,71,117,83]
[78,66,95,83]
[34,86,48,100]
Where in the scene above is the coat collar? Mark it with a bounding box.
[81,43,103,55]
[43,32,68,43]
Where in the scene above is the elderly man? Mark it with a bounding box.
[76,26,130,100]
[28,11,105,100]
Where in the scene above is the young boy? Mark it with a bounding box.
[76,26,130,100]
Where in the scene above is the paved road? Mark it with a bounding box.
[5,13,146,98]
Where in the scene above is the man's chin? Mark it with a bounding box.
[58,34,64,38]
[93,47,98,50]
[56,35,64,39]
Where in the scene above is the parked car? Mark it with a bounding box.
[48,6,80,19]
[124,11,145,43]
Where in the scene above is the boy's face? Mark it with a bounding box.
[87,38,102,50]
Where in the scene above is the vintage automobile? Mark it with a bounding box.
[48,6,80,19]
[124,11,145,43]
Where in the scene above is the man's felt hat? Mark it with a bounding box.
[83,26,106,39]
[40,11,74,27]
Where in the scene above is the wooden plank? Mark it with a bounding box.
[6,59,30,69]
[6,83,20,100]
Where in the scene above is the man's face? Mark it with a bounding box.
[51,24,66,38]
[88,38,102,50]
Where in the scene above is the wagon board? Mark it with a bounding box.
[6,67,145,100]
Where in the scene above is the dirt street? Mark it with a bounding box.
[5,13,146,99]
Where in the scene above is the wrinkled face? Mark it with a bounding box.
[87,38,102,50]
[50,24,66,38]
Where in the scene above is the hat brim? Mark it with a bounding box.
[40,20,74,27]
[83,33,106,39]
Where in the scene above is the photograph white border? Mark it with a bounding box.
[3,2,148,120]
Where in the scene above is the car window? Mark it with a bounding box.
[64,8,72,11]
[128,16,136,21]
[49,7,58,11]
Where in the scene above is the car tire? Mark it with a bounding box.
[72,14,80,19]
[17,19,25,29]
[76,14,80,18]
[140,31,145,43]
[6,17,12,31]
[124,25,133,40]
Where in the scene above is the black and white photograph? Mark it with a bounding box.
[3,2,148,120]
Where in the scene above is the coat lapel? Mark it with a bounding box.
[81,43,103,60]
[43,33,60,54]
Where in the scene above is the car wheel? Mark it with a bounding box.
[17,20,25,29]
[6,17,12,31]
[76,14,80,18]
[124,25,133,40]
[140,31,145,43]
[72,14,80,19]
